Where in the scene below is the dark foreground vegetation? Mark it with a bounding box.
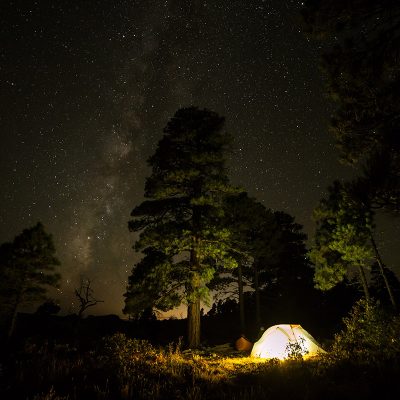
[1,299,400,400]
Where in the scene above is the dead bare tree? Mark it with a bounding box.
[74,277,104,317]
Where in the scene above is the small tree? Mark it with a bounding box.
[36,299,61,316]
[75,277,104,318]
[0,222,61,337]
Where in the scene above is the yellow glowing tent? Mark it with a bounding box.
[250,324,326,360]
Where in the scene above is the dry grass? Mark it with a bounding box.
[1,332,400,400]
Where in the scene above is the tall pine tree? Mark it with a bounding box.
[124,107,239,347]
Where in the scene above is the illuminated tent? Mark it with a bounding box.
[251,324,326,360]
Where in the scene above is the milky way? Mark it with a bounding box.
[1,0,399,316]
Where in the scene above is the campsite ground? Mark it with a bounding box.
[2,302,400,400]
[1,333,399,400]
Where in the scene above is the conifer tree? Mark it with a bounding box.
[310,182,373,299]
[302,0,400,211]
[215,192,278,334]
[124,107,239,347]
[215,194,309,333]
[309,181,396,308]
[0,222,61,337]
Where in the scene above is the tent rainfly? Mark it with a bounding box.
[250,324,326,360]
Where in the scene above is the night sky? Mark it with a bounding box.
[1,0,398,317]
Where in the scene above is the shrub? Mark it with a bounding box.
[330,298,400,364]
[100,333,157,377]
[285,337,308,361]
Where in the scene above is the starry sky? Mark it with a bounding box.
[1,0,399,317]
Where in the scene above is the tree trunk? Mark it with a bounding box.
[358,264,370,301]
[8,293,22,339]
[237,264,245,334]
[8,305,18,339]
[187,296,201,348]
[187,245,201,348]
[370,235,397,310]
[254,263,261,330]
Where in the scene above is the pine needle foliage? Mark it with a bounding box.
[124,107,241,347]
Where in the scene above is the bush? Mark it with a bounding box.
[330,298,400,364]
[100,333,157,382]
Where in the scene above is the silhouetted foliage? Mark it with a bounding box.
[265,211,311,296]
[214,193,280,333]
[0,222,60,338]
[212,193,312,334]
[370,263,400,310]
[207,205,319,340]
[35,299,61,316]
[302,0,400,211]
